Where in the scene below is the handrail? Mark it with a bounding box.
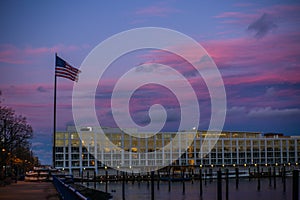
[52,175,89,200]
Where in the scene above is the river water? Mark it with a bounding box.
[83,177,298,200]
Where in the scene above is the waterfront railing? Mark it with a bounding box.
[52,175,89,200]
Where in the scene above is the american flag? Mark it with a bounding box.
[55,55,81,82]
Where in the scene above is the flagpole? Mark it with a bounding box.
[53,53,57,168]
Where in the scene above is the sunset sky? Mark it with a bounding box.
[1,1,300,164]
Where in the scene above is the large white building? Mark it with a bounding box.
[54,126,300,174]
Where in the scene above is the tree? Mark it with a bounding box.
[0,92,34,178]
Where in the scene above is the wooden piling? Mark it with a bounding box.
[94,170,96,189]
[225,168,229,200]
[209,168,213,183]
[122,171,125,200]
[182,168,185,194]
[292,170,299,200]
[168,167,171,192]
[204,169,207,186]
[132,171,134,185]
[268,167,271,187]
[151,171,154,200]
[105,170,108,193]
[273,167,276,189]
[257,165,260,191]
[217,169,222,200]
[191,168,194,184]
[235,167,239,189]
[283,166,286,192]
[147,172,150,188]
[199,168,203,196]
[248,167,251,181]
[157,170,160,190]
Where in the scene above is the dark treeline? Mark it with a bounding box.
[0,91,38,180]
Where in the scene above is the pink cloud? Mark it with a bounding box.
[215,4,300,27]
[0,82,76,130]
[135,4,181,17]
[0,44,86,64]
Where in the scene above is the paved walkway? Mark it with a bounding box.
[0,181,60,200]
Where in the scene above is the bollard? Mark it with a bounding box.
[122,172,125,200]
[292,170,299,200]
[151,171,154,200]
[200,168,203,196]
[235,168,239,189]
[225,168,229,200]
[217,169,222,200]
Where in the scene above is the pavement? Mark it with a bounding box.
[0,181,60,200]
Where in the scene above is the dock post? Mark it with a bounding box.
[157,170,160,190]
[199,168,203,196]
[209,168,213,183]
[283,165,286,192]
[273,167,276,189]
[268,167,272,187]
[204,169,207,186]
[235,167,239,189]
[225,168,229,200]
[105,170,108,193]
[138,172,141,187]
[257,165,260,191]
[191,168,194,184]
[168,167,171,192]
[147,172,150,189]
[248,167,251,181]
[122,171,125,200]
[151,171,154,200]
[292,170,299,200]
[94,170,96,189]
[217,169,222,200]
[182,168,185,194]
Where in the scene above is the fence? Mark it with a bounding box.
[52,175,89,200]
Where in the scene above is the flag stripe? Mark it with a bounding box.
[55,66,78,77]
[55,55,81,82]
[56,73,77,82]
[55,70,78,80]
